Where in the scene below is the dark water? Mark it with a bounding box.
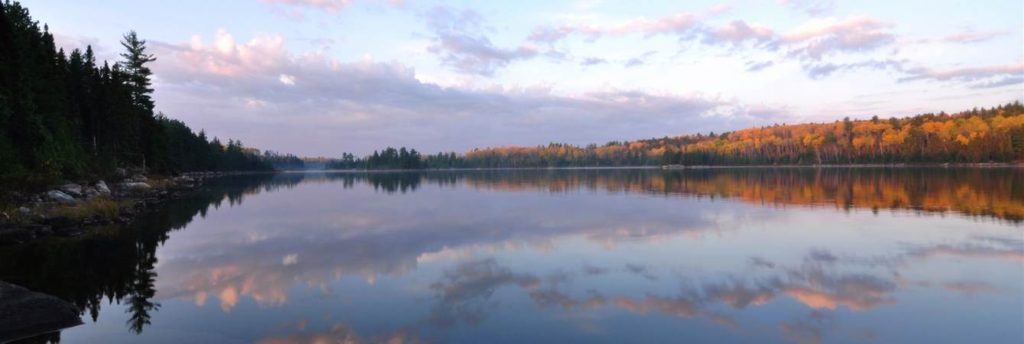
[1,168,1022,343]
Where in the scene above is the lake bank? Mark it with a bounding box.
[0,171,273,246]
[281,162,1024,173]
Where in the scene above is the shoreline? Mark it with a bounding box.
[0,171,260,246]
[283,162,1024,173]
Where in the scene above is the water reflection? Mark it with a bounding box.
[0,168,1020,343]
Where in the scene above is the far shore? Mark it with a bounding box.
[280,162,1024,173]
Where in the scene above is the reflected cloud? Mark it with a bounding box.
[781,266,896,311]
[257,322,423,344]
[942,281,1000,296]
[426,256,907,342]
[428,258,540,326]
[907,235,1024,262]
[780,311,835,344]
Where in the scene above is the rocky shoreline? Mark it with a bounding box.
[0,171,237,246]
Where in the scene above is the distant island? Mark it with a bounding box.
[2,0,1022,195]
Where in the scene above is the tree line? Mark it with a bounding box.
[320,103,1024,170]
[0,1,271,189]
[460,102,1024,167]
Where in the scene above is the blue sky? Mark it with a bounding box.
[23,0,1024,156]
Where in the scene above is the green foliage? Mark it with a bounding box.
[0,1,271,189]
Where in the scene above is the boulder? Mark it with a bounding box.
[94,180,111,194]
[0,281,82,342]
[58,183,82,197]
[83,187,100,198]
[45,191,76,204]
[17,207,30,215]
[120,182,152,191]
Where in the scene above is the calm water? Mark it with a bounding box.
[1,168,1022,343]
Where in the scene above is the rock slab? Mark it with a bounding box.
[0,281,82,342]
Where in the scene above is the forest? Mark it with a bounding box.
[460,103,1024,168]
[0,1,271,189]
[322,103,1024,170]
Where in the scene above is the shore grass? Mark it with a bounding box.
[46,198,134,222]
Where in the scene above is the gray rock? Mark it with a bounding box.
[130,175,148,183]
[0,281,82,342]
[59,183,82,197]
[17,207,30,215]
[120,182,152,191]
[94,180,111,194]
[45,190,76,204]
[83,187,100,198]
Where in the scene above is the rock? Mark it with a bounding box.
[120,182,151,191]
[129,175,148,183]
[115,168,128,178]
[0,281,82,342]
[58,183,82,197]
[45,190,76,204]
[17,207,30,215]
[83,187,100,198]
[94,180,111,194]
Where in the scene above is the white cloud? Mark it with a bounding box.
[279,74,296,86]
[150,30,784,155]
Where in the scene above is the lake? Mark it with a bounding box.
[1,168,1021,343]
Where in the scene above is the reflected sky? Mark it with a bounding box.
[5,169,1022,343]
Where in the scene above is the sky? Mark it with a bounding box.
[23,0,1024,156]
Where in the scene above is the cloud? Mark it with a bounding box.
[278,74,296,86]
[623,58,644,68]
[702,20,776,47]
[803,59,904,79]
[748,256,777,268]
[424,7,540,76]
[580,57,607,66]
[527,12,701,43]
[530,12,894,63]
[527,13,897,79]
[263,0,355,13]
[777,0,836,16]
[968,76,1024,89]
[150,29,770,155]
[781,16,895,60]
[943,29,1007,44]
[745,60,774,72]
[899,63,1024,85]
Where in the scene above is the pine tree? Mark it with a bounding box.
[119,31,155,111]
